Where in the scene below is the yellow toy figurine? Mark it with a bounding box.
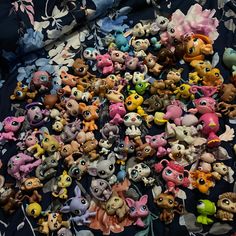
[174,84,195,100]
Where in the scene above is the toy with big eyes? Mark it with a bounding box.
[154,159,190,194]
[174,84,194,100]
[90,178,112,201]
[26,202,42,218]
[123,112,142,138]
[144,53,163,76]
[125,93,144,111]
[106,85,124,103]
[83,47,99,60]
[115,31,130,52]
[25,102,49,128]
[0,116,25,142]
[130,37,150,58]
[126,195,149,227]
[196,200,216,225]
[109,102,126,125]
[96,53,114,75]
[132,72,149,85]
[30,71,52,92]
[99,139,112,155]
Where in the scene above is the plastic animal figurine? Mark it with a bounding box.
[115,31,130,52]
[52,171,72,199]
[38,212,70,235]
[103,193,129,221]
[109,102,126,125]
[125,55,145,71]
[57,228,73,236]
[190,60,212,77]
[128,163,155,186]
[100,123,120,143]
[212,162,229,180]
[83,47,99,64]
[114,136,135,165]
[41,132,60,154]
[79,102,99,131]
[215,192,236,221]
[145,133,169,158]
[174,84,194,100]
[60,119,81,143]
[220,83,236,103]
[105,85,124,103]
[68,157,88,180]
[90,179,112,201]
[196,200,216,224]
[72,58,95,80]
[10,81,37,101]
[26,202,42,218]
[144,53,163,75]
[35,153,59,181]
[96,53,114,75]
[76,131,95,144]
[88,155,116,184]
[126,195,149,227]
[154,159,190,194]
[143,94,170,113]
[82,139,99,161]
[217,102,236,119]
[202,68,223,87]
[7,153,41,181]
[20,177,43,203]
[191,170,214,194]
[154,193,183,224]
[183,34,213,62]
[163,100,184,125]
[125,93,144,111]
[223,48,236,72]
[198,152,216,173]
[123,112,142,138]
[0,116,24,142]
[130,37,150,58]
[60,186,96,224]
[99,139,112,155]
[30,71,51,92]
[110,49,127,72]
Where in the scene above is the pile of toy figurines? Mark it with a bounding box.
[0,3,236,236]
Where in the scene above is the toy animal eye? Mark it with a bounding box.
[222,199,230,205]
[40,75,48,81]
[170,28,175,33]
[165,169,172,175]
[178,175,183,180]
[51,159,56,163]
[205,68,210,72]
[67,103,72,108]
[199,62,204,65]
[183,131,188,135]
[31,209,35,215]
[73,91,78,96]
[11,121,19,126]
[158,197,163,202]
[81,199,87,204]
[200,100,207,105]
[27,181,32,186]
[81,160,86,165]
[16,91,23,97]
[160,20,166,25]
[141,205,147,211]
[127,101,132,106]
[99,170,106,176]
[130,146,134,149]
[215,73,219,77]
[74,209,81,215]
[177,145,181,150]
[107,90,112,94]
[124,115,129,120]
[94,188,98,193]
[114,198,119,202]
[96,109,99,113]
[119,144,124,148]
[79,67,84,72]
[198,178,205,185]
[180,86,185,91]
[30,106,36,110]
[100,182,104,186]
[130,206,135,212]
[15,156,20,159]
[109,164,114,171]
[53,213,57,218]
[83,111,90,117]
[144,148,150,153]
[193,38,198,42]
[66,177,71,182]
[188,47,194,54]
[44,138,49,142]
[168,199,173,204]
[115,53,119,57]
[137,116,142,121]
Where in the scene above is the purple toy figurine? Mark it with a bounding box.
[25,102,49,127]
[145,133,170,158]
[7,153,41,180]
[60,185,96,224]
[126,195,149,227]
[163,100,183,125]
[109,102,126,125]
[96,54,114,75]
[0,116,25,141]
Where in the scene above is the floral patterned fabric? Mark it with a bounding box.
[0,0,236,236]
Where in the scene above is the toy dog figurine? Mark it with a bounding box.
[215,192,236,221]
[126,195,149,227]
[154,159,190,194]
[0,116,25,142]
[196,200,216,224]
[60,186,96,224]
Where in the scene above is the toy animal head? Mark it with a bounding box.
[106,87,124,103]
[125,93,144,111]
[217,192,236,214]
[114,136,135,154]
[60,186,90,216]
[2,116,24,132]
[131,38,150,51]
[126,195,149,218]
[90,179,112,201]
[125,55,140,70]
[41,133,60,153]
[83,139,98,153]
[21,177,43,191]
[57,171,72,188]
[145,133,167,149]
[128,163,151,182]
[31,71,51,90]
[212,162,228,176]
[72,58,89,76]
[60,71,77,87]
[143,95,170,112]
[79,102,99,122]
[190,60,212,77]
[10,82,29,100]
[83,47,99,60]
[68,157,88,179]
[136,143,155,161]
[110,50,127,63]
[96,54,113,67]
[109,102,126,119]
[123,112,142,127]
[144,53,157,68]
[154,193,176,209]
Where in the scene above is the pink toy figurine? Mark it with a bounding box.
[109,102,126,125]
[96,53,114,75]
[198,112,220,148]
[7,153,41,180]
[154,159,190,195]
[145,133,170,158]
[189,86,218,114]
[126,195,149,227]
[163,100,183,125]
[0,116,25,141]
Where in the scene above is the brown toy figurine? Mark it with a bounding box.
[82,139,99,161]
[43,94,58,109]
[220,83,236,103]
[144,53,163,76]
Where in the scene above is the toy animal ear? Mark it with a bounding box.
[87,167,98,177]
[108,154,116,164]
[145,135,151,143]
[139,195,148,205]
[60,205,70,213]
[78,103,87,112]
[125,198,135,207]
[16,116,25,123]
[74,185,81,198]
[10,95,16,100]
[20,185,26,191]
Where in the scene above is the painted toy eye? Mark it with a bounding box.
[197,201,205,208]
[130,146,134,149]
[158,197,163,202]
[44,138,49,142]
[205,68,210,72]
[99,170,106,176]
[51,159,56,163]
[130,206,135,212]
[124,115,129,120]
[100,182,104,186]
[15,156,20,159]
[27,181,32,186]
[126,101,132,106]
[16,91,23,96]
[180,86,185,90]
[168,199,173,204]
[30,106,36,110]
[81,160,86,165]
[114,198,120,202]
[81,199,87,204]
[53,213,57,218]
[73,91,78,96]
[165,169,172,175]
[11,121,19,126]
[137,116,142,120]
[74,209,81,215]
[79,67,84,72]
[66,177,71,182]
[188,47,194,54]
[131,169,138,177]
[193,38,198,42]
[141,163,147,169]
[31,209,35,215]
[109,164,114,171]
[198,178,205,185]
[183,131,188,135]
[144,148,150,153]
[141,205,147,211]
[160,20,166,25]
[94,188,98,193]
[134,95,139,99]
[96,109,99,113]
[215,73,219,77]
[83,111,90,117]
[177,145,181,150]
[119,143,124,148]
[67,103,72,108]
[40,75,48,81]
[200,100,207,105]
[222,199,230,205]
[170,28,175,33]
[178,175,183,180]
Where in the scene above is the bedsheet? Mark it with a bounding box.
[0,0,236,236]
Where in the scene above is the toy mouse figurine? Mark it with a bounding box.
[60,185,96,224]
[183,34,213,62]
[196,199,216,225]
[96,53,114,75]
[215,192,236,221]
[0,116,25,142]
[126,195,149,227]
[109,102,126,125]
[154,159,190,194]
[7,153,41,181]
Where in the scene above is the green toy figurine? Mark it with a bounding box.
[196,199,216,225]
